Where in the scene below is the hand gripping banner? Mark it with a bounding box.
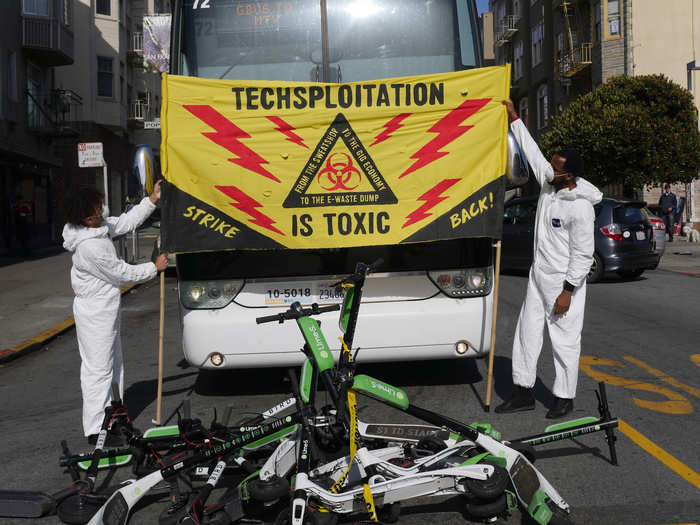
[161,66,510,252]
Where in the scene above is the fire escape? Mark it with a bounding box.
[557,0,592,77]
[495,14,520,47]
[26,88,83,137]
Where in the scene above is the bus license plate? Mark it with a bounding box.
[636,231,645,240]
[263,283,345,305]
[264,285,314,305]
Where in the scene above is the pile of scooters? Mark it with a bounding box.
[0,261,619,525]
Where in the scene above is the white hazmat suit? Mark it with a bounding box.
[62,198,158,436]
[509,119,603,399]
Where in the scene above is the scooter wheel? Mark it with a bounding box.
[462,465,509,500]
[465,493,507,519]
[56,494,103,525]
[248,476,290,502]
[274,506,338,525]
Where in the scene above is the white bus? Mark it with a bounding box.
[166,0,526,368]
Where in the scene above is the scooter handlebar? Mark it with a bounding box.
[256,303,340,324]
[330,258,384,287]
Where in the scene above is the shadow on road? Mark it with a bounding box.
[490,355,556,408]
[125,371,199,421]
[192,358,485,398]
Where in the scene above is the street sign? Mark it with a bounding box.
[78,142,104,167]
[144,119,161,129]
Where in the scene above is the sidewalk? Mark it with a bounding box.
[0,228,161,362]
[654,237,700,276]
[1,233,699,363]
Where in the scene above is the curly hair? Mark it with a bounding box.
[557,149,584,178]
[65,187,104,226]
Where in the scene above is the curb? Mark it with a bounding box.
[0,284,139,365]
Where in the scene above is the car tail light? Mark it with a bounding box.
[428,267,493,297]
[649,219,665,231]
[600,224,623,241]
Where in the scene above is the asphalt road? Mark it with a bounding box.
[1,269,699,524]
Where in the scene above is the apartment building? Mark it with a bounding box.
[0,0,76,255]
[486,0,699,228]
[0,0,170,256]
[54,0,168,231]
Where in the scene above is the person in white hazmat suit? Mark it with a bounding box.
[496,100,603,419]
[62,181,168,444]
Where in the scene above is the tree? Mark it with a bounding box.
[540,75,700,189]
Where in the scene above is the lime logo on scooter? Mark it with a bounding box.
[301,439,309,461]
[298,317,334,372]
[352,374,409,410]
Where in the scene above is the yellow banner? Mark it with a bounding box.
[161,67,510,252]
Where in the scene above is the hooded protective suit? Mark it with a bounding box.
[509,119,603,399]
[62,198,158,436]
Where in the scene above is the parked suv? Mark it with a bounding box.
[502,197,661,282]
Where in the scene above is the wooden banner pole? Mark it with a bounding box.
[484,240,502,412]
[154,270,165,425]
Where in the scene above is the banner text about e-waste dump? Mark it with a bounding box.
[161,67,510,252]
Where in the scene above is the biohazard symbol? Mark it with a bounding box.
[317,153,362,191]
[284,113,397,209]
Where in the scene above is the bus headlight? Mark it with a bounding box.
[180,280,243,309]
[428,267,492,298]
[189,285,205,302]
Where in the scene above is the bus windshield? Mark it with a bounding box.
[179,0,479,82]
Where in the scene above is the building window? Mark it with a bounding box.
[96,0,111,16]
[497,1,506,21]
[97,56,113,97]
[22,0,49,16]
[514,40,524,80]
[607,0,621,37]
[594,2,602,42]
[519,98,529,127]
[531,22,544,67]
[62,0,72,26]
[27,63,43,128]
[537,84,548,129]
[556,32,564,63]
[8,51,17,101]
[120,61,125,103]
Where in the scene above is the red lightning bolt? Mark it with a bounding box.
[184,105,280,183]
[266,116,309,149]
[403,178,461,229]
[370,113,412,147]
[216,185,284,236]
[400,98,491,178]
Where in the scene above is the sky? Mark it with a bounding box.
[476,0,489,15]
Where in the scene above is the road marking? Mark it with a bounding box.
[624,356,700,399]
[12,316,75,351]
[619,419,700,491]
[692,354,700,368]
[579,356,692,414]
